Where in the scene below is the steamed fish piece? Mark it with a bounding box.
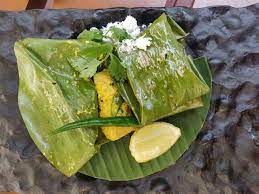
[118,14,210,125]
[94,70,136,141]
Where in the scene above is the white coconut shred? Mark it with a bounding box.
[101,16,152,53]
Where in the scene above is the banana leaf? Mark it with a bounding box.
[118,14,209,124]
[80,56,212,180]
[14,39,100,176]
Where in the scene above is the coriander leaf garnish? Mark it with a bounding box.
[81,42,113,58]
[68,42,113,79]
[77,29,103,41]
[68,56,101,78]
[75,57,102,78]
[108,53,128,82]
[106,27,130,42]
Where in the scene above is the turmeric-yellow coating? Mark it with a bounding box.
[93,69,136,141]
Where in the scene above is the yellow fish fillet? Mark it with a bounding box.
[93,69,136,141]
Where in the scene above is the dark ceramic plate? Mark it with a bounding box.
[0,5,258,193]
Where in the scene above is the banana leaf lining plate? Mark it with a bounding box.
[80,56,211,180]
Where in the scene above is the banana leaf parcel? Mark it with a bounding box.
[118,14,209,124]
[14,39,100,176]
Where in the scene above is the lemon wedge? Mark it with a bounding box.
[129,122,181,163]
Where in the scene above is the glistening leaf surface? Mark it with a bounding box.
[15,39,99,176]
[80,56,212,180]
[118,14,209,125]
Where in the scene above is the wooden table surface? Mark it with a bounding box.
[0,0,258,11]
